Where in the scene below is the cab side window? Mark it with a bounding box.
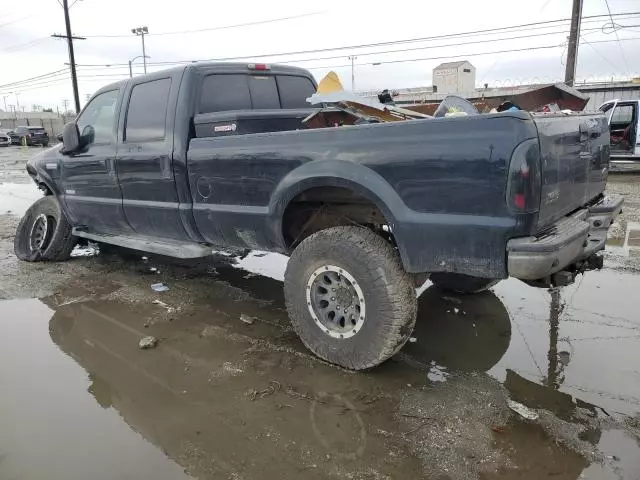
[76,89,118,145]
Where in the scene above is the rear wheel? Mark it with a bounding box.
[14,196,77,262]
[284,226,417,370]
[430,272,499,294]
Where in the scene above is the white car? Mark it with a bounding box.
[0,130,12,147]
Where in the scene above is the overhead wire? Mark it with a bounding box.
[5,12,640,97]
[1,37,51,53]
[71,12,640,69]
[603,0,631,75]
[80,11,323,38]
[73,26,609,71]
[0,69,70,90]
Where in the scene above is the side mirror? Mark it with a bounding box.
[61,122,80,154]
[81,125,95,145]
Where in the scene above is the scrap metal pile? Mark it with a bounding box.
[303,71,590,128]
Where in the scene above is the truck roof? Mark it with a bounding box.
[93,62,314,97]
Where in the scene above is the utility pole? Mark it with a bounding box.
[564,0,583,86]
[2,95,8,111]
[15,92,20,111]
[62,99,70,113]
[131,26,149,74]
[51,0,86,114]
[349,55,357,91]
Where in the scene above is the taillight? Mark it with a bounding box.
[507,138,541,213]
[248,63,270,71]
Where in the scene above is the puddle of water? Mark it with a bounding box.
[581,429,640,480]
[233,251,287,281]
[0,298,193,480]
[0,182,41,216]
[491,270,640,417]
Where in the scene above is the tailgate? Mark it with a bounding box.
[534,112,610,228]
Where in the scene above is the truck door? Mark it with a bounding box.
[604,102,637,154]
[59,88,134,234]
[115,73,189,241]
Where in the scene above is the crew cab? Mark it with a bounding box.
[16,62,622,370]
[599,99,640,172]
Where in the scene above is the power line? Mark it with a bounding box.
[75,26,610,72]
[80,12,323,38]
[603,0,631,75]
[0,14,38,29]
[0,37,51,53]
[0,69,69,89]
[72,12,640,69]
[580,35,624,76]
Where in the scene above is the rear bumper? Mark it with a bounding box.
[507,196,623,280]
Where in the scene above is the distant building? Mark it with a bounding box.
[432,60,476,94]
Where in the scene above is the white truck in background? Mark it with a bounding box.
[600,99,640,172]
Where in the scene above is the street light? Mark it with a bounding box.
[129,55,151,78]
[131,26,149,74]
[348,55,357,91]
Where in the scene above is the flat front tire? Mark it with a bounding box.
[284,226,417,370]
[14,196,77,262]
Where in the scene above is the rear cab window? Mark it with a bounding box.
[277,76,316,108]
[124,78,172,142]
[198,73,316,113]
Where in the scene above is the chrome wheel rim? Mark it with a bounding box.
[306,265,366,339]
[29,214,52,252]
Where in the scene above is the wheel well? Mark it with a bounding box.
[38,182,53,195]
[282,186,391,249]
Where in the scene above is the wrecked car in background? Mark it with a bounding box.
[15,62,622,370]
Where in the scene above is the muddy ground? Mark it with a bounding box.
[1,146,640,480]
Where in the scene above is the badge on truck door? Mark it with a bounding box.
[214,123,237,133]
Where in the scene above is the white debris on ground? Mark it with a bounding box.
[507,399,539,420]
[138,336,158,349]
[70,244,99,257]
[151,283,169,292]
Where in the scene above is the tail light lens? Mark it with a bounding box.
[507,138,541,213]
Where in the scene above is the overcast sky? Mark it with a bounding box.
[1,0,639,111]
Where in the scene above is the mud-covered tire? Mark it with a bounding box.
[430,273,499,294]
[284,226,417,370]
[14,196,77,262]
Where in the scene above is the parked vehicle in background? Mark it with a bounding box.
[0,130,11,146]
[14,62,622,370]
[599,99,640,172]
[10,126,49,146]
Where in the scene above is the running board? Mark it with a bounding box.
[72,228,214,258]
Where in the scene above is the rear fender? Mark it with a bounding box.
[269,160,411,261]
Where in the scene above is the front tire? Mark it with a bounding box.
[14,196,77,262]
[430,273,499,294]
[284,226,417,370]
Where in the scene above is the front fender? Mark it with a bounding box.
[27,146,63,196]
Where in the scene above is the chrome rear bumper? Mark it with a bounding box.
[507,196,623,281]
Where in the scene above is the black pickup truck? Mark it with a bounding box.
[16,62,622,370]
